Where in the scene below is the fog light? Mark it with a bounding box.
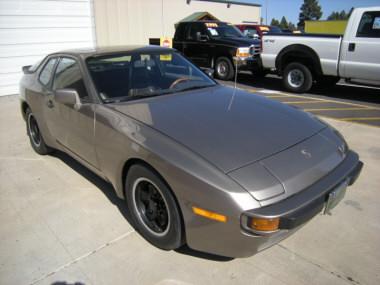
[250,217,280,232]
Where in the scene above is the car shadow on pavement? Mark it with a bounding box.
[175,245,233,262]
[51,281,86,285]
[51,150,135,227]
[51,150,234,262]
[236,73,380,105]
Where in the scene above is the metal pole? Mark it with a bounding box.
[265,0,268,25]
[162,0,165,36]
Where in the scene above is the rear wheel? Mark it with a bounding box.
[215,57,234,81]
[125,164,184,250]
[283,62,313,93]
[26,108,52,155]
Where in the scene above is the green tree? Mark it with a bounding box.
[280,16,289,29]
[327,8,352,20]
[298,0,323,29]
[288,22,296,31]
[270,18,280,26]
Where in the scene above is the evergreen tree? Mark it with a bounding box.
[270,18,280,26]
[298,0,323,29]
[288,22,296,31]
[280,16,289,29]
[327,9,351,20]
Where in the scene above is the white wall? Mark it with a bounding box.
[94,0,261,46]
[0,0,96,96]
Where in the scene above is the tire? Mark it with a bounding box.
[125,164,184,250]
[214,57,234,81]
[283,62,313,93]
[26,108,52,155]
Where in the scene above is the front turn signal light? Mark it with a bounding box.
[250,217,280,232]
[192,206,227,223]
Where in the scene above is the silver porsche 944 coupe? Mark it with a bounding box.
[19,46,363,258]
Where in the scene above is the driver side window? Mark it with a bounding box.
[187,23,207,40]
[53,57,91,102]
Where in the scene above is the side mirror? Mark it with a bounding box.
[55,89,81,109]
[196,32,208,42]
[253,34,260,40]
[22,65,32,74]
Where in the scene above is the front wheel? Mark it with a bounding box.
[214,57,234,81]
[26,108,52,155]
[125,164,184,250]
[283,62,313,93]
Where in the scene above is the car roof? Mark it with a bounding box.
[50,45,176,58]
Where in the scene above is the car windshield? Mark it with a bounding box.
[86,51,216,103]
[206,22,244,38]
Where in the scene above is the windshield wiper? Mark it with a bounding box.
[177,84,215,93]
[103,89,177,104]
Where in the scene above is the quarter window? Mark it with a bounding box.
[357,11,380,38]
[53,57,90,101]
[39,58,57,86]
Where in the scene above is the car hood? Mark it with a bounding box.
[212,36,260,47]
[228,127,347,203]
[108,85,326,173]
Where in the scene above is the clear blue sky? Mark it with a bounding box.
[245,0,380,24]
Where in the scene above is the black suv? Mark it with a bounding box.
[173,21,261,80]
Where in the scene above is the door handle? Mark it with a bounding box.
[348,43,356,52]
[47,100,54,108]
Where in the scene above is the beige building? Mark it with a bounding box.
[93,0,261,46]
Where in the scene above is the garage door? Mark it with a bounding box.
[0,0,96,96]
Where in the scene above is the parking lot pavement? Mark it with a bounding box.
[222,74,380,128]
[1,94,380,285]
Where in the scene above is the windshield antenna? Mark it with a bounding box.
[228,58,238,111]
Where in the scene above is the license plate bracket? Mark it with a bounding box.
[323,180,348,215]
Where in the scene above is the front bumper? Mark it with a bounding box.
[244,150,363,232]
[233,55,260,72]
[187,151,362,258]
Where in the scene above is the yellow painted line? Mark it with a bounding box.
[339,117,380,121]
[282,100,337,104]
[248,88,380,110]
[318,115,380,129]
[304,107,372,112]
[264,95,292,98]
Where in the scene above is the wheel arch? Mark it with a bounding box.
[21,100,30,121]
[276,44,323,77]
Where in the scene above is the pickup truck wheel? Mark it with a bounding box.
[215,57,234,81]
[283,63,313,93]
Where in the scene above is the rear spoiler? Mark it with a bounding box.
[22,65,32,74]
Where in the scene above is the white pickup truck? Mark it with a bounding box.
[261,6,380,93]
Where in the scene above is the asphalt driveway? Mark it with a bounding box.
[0,94,379,285]
[223,74,380,127]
